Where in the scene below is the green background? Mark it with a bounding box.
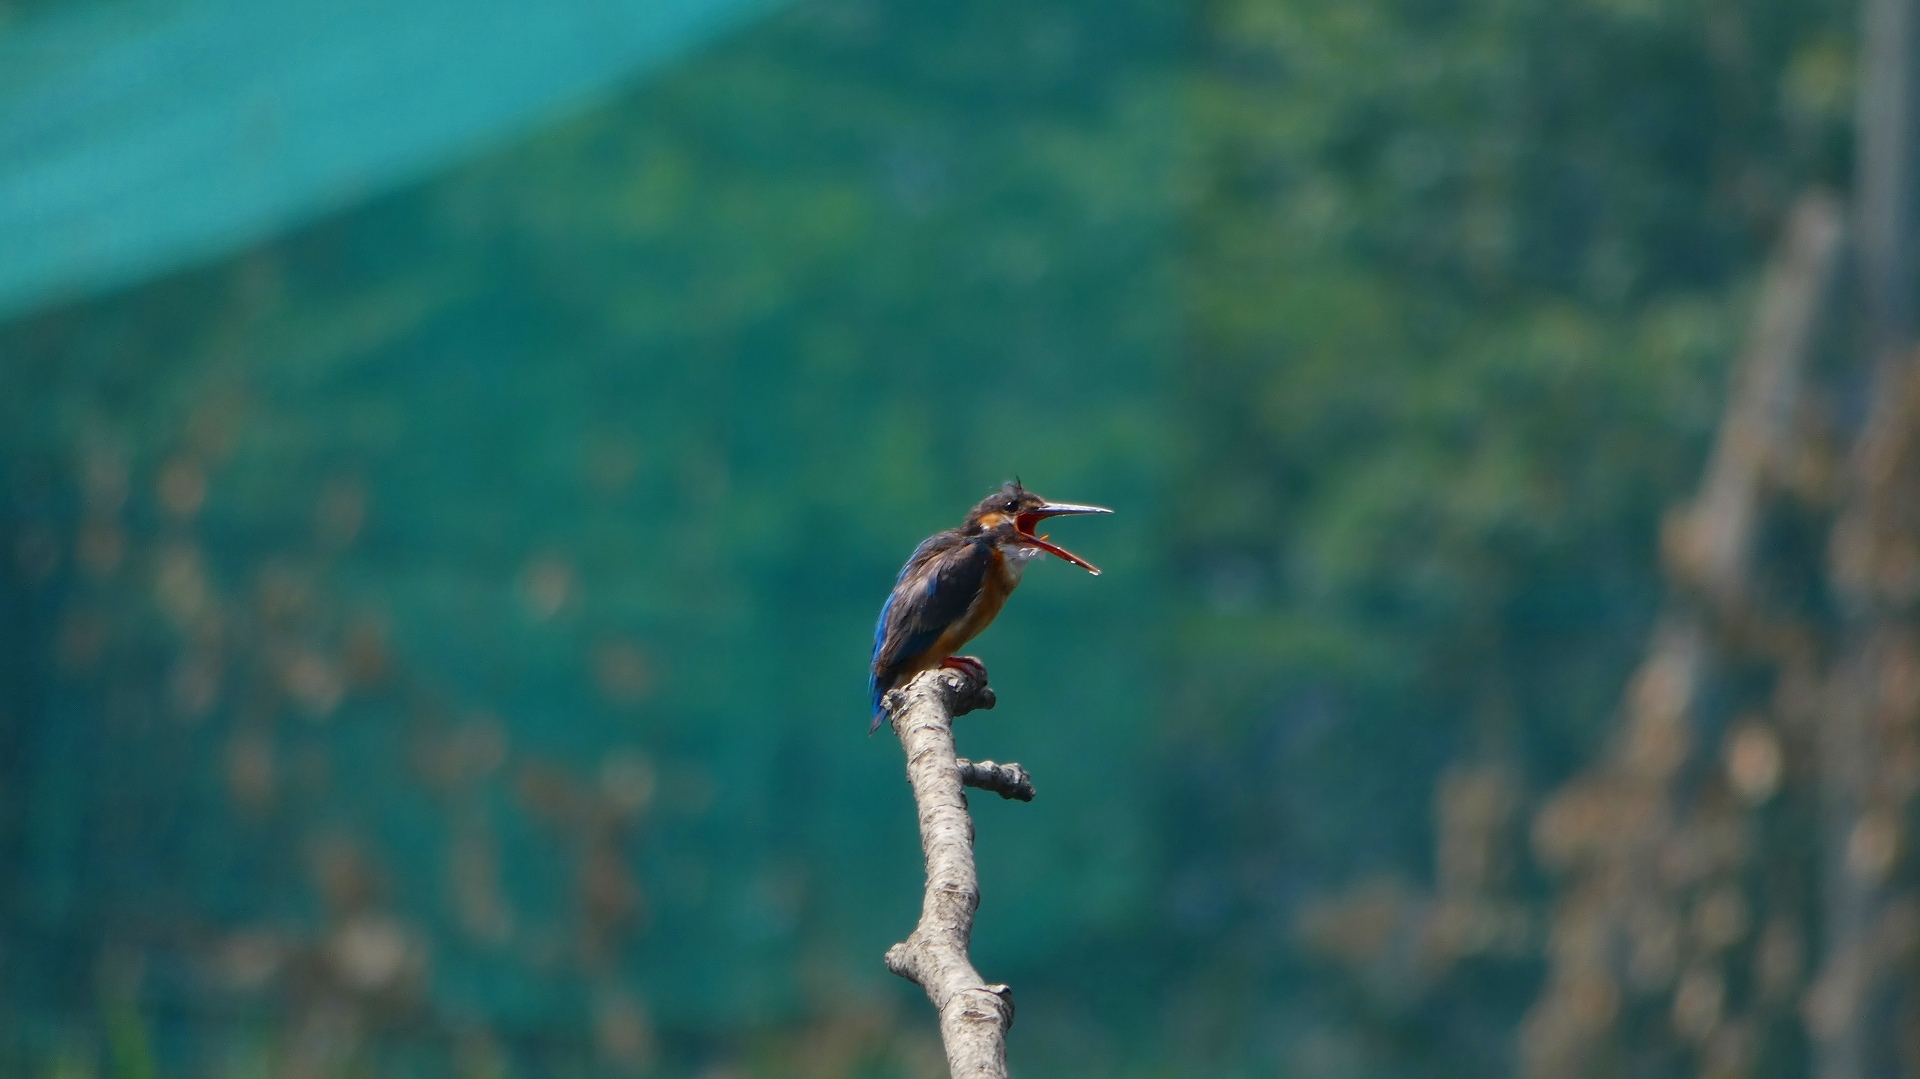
[0,0,1861,1074]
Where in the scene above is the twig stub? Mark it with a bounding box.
[956,758,1036,802]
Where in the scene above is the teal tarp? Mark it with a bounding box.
[0,0,779,320]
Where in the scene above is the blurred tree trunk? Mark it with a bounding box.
[1523,3,1920,1074]
[1521,193,1844,1079]
[1813,1,1920,1074]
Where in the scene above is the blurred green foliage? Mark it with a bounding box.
[1169,0,1852,1071]
[0,0,1863,1075]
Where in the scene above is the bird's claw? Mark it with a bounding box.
[940,655,988,683]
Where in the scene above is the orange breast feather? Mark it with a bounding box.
[930,547,1015,659]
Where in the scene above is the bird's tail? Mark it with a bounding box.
[868,670,894,735]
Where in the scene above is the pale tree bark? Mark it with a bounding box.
[880,666,1029,1079]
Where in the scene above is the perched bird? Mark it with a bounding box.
[869,480,1110,733]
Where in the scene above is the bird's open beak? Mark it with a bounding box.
[1014,502,1112,576]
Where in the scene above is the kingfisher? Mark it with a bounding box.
[868,480,1111,733]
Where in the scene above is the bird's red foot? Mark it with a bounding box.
[941,655,988,683]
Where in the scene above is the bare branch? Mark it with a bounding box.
[881,667,1021,1079]
[1665,193,1845,606]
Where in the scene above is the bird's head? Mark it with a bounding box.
[962,480,1112,575]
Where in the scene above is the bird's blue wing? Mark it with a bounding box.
[869,589,945,710]
[869,532,991,725]
[869,593,903,713]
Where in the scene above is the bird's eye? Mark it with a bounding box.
[1003,500,1018,512]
